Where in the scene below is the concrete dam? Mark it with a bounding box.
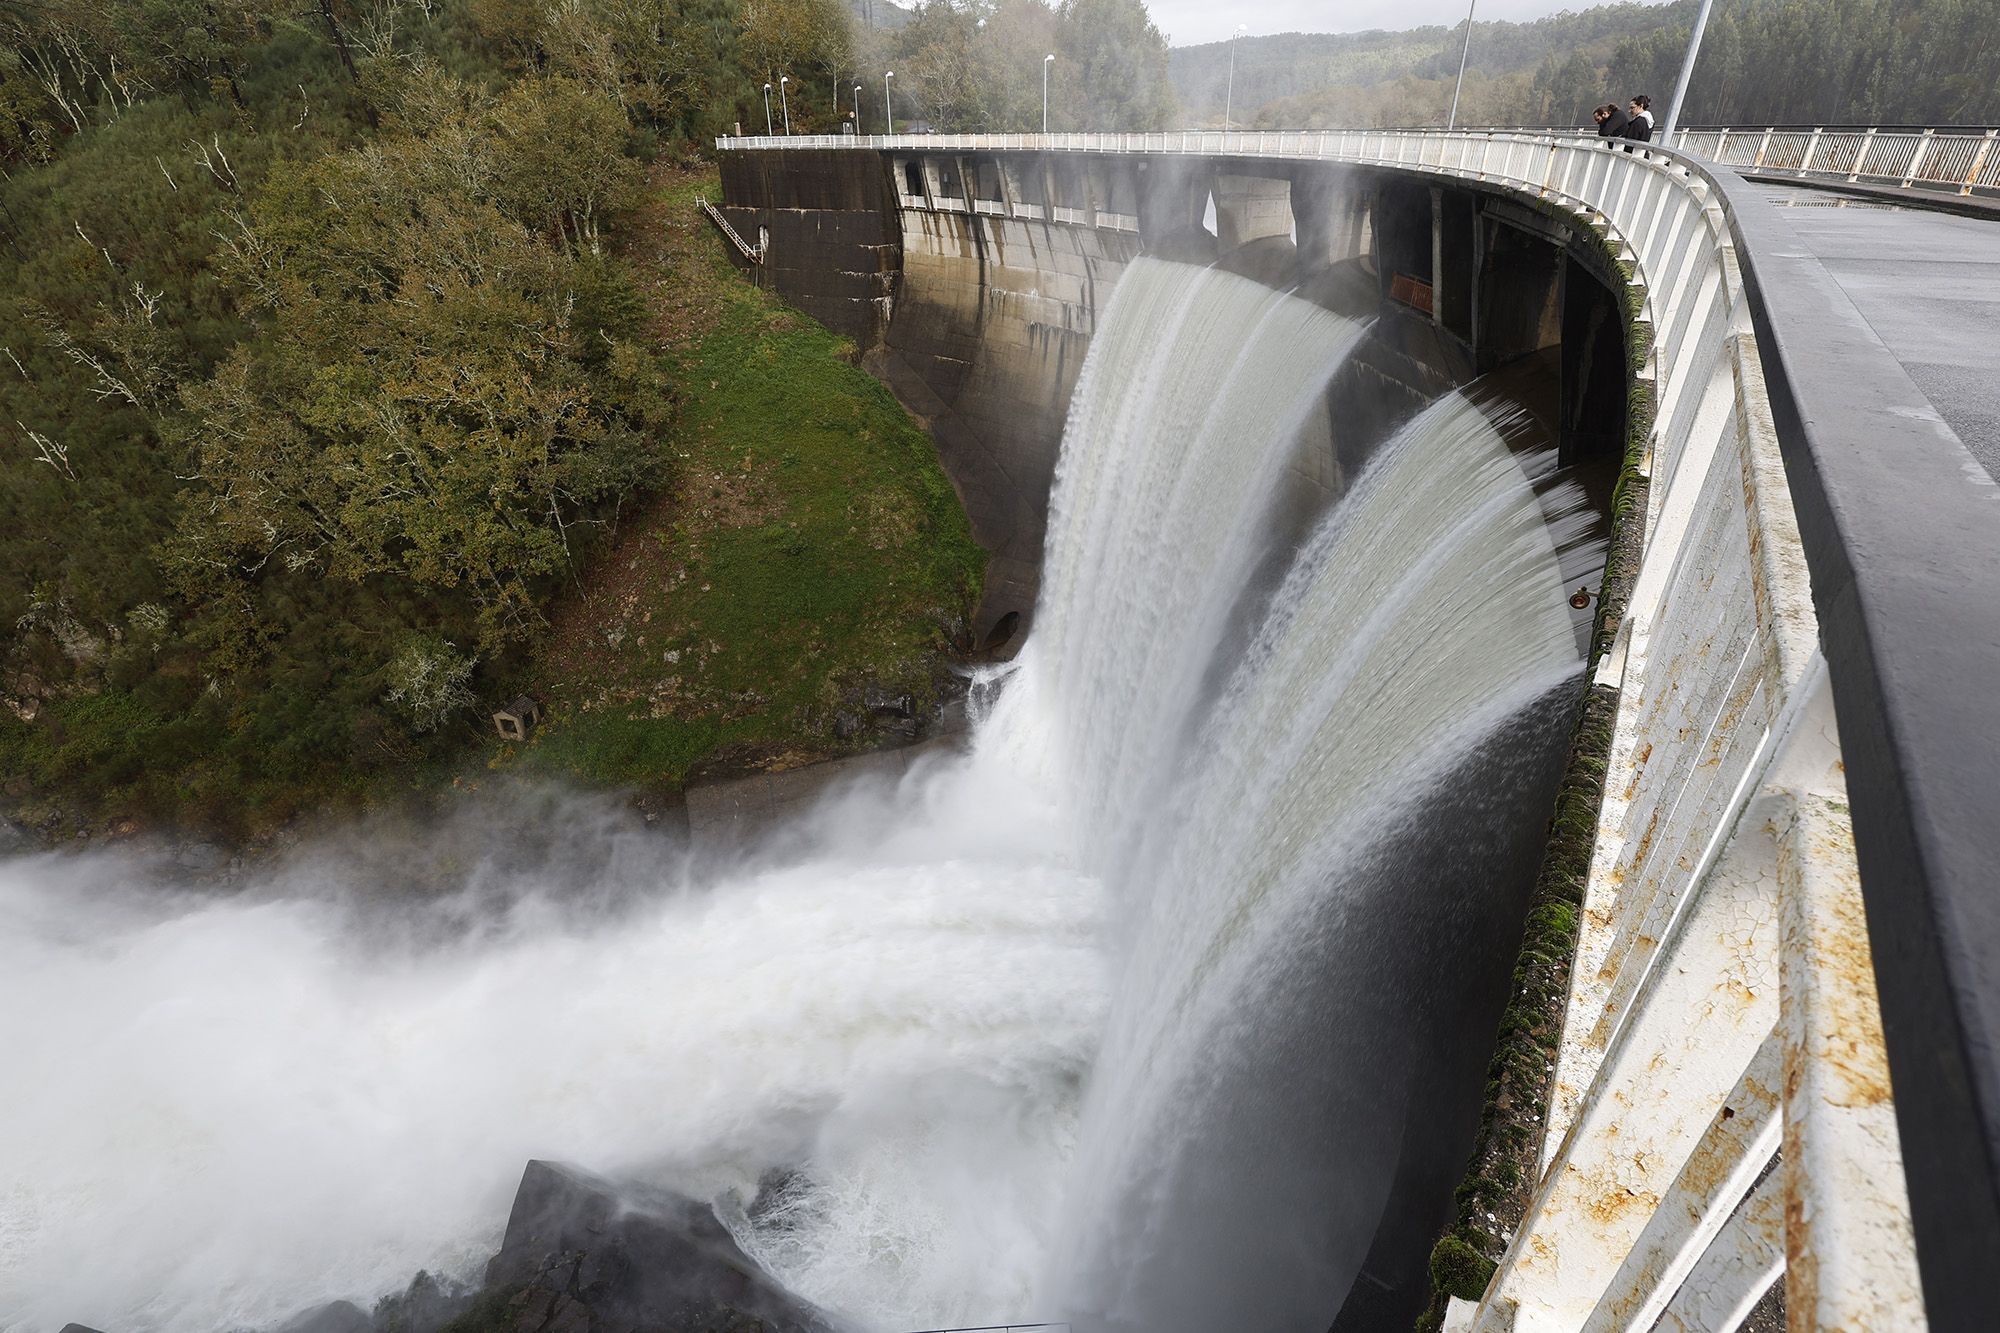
[706,130,2000,1331]
[4,129,1994,1333]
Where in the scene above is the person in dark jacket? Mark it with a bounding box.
[1622,95,1655,143]
[1594,103,1629,139]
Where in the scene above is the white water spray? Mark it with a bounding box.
[0,257,1583,1333]
[0,764,1103,1333]
[1052,386,1590,1330]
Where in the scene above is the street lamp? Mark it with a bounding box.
[854,83,863,133]
[1043,53,1054,133]
[779,74,790,134]
[1225,24,1246,131]
[884,71,894,134]
[1447,0,1476,129]
[762,82,773,136]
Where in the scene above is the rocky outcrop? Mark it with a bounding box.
[54,1161,833,1333]
[453,1160,836,1333]
[278,1301,376,1333]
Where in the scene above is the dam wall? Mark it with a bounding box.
[716,146,1623,647]
[711,132,1976,1329]
[720,148,1145,638]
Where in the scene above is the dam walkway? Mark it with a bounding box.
[1757,182,2000,479]
[716,128,2000,1332]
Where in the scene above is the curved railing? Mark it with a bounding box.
[718,128,1998,1328]
[1672,125,1999,195]
[723,124,2000,199]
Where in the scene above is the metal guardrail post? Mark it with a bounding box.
[1798,126,1824,176]
[1850,126,1878,181]
[1901,129,1936,187]
[1755,126,1774,169]
[1963,129,1997,195]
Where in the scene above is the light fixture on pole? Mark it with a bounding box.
[854,83,863,133]
[884,71,894,134]
[1043,54,1055,133]
[779,74,790,134]
[1660,0,1716,143]
[1225,24,1246,131]
[1446,0,1476,129]
[762,82,773,136]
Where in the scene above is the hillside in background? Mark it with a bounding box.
[0,0,980,840]
[1171,0,1999,130]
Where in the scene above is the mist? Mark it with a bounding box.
[0,742,1107,1333]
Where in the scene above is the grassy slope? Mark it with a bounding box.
[0,161,982,836]
[493,164,983,792]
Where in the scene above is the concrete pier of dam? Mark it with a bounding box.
[713,129,2000,1332]
[715,142,1628,653]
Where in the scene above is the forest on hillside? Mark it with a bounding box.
[0,0,1169,836]
[843,0,1173,132]
[0,0,763,832]
[1171,0,2000,131]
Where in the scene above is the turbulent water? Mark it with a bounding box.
[0,258,1583,1333]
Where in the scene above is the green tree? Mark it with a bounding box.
[1055,0,1172,131]
[167,76,667,653]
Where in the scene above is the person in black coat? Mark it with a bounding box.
[1594,103,1629,139]
[1622,95,1655,143]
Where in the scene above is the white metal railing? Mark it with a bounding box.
[716,127,1936,1329]
[696,194,765,263]
[720,125,2000,198]
[1672,125,2000,195]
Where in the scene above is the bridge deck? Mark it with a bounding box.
[1760,183,2000,480]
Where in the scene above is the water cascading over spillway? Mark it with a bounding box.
[0,257,1585,1333]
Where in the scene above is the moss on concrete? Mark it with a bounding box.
[1412,209,1656,1333]
[1430,1235,1500,1302]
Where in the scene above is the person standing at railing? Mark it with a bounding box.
[1622,95,1655,144]
[1594,103,1629,139]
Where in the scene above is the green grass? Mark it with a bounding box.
[496,165,984,792]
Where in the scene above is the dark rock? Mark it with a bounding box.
[275,1301,372,1333]
[860,686,913,719]
[477,1160,833,1333]
[933,696,971,737]
[370,1270,474,1333]
[831,710,864,739]
[58,1325,110,1333]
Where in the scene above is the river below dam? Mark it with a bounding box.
[0,259,1591,1333]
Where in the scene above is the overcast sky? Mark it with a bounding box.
[1152,0,1674,48]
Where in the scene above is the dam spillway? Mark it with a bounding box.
[0,257,1596,1331]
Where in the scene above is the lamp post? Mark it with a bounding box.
[1043,53,1054,133]
[1225,24,1246,131]
[779,74,790,133]
[762,82,773,136]
[1446,0,1476,129]
[1660,0,1716,143]
[854,83,863,133]
[884,71,894,134]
